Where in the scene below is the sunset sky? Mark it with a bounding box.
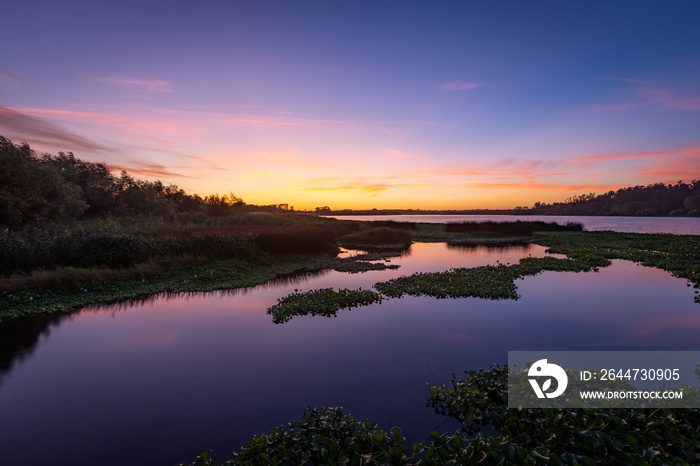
[1,1,699,210]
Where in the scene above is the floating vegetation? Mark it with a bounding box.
[182,366,700,465]
[425,365,700,465]
[375,264,521,300]
[375,256,605,300]
[267,287,383,324]
[267,238,699,323]
[532,231,700,301]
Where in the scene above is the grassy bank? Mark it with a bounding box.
[3,218,699,320]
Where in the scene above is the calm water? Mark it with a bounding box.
[327,215,700,235]
[1,241,699,465]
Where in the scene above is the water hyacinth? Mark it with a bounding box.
[267,252,672,323]
[267,288,383,324]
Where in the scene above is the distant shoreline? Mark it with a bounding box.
[317,211,686,217]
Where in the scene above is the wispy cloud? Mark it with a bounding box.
[90,75,173,93]
[108,162,193,179]
[569,144,700,163]
[640,88,700,111]
[568,78,700,114]
[640,152,700,179]
[442,80,488,91]
[300,178,433,195]
[0,71,18,87]
[465,181,611,191]
[0,106,111,152]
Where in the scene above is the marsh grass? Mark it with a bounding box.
[445,220,583,236]
[0,255,209,293]
[337,226,413,250]
[0,215,352,276]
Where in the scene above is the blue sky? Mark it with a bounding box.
[1,1,699,209]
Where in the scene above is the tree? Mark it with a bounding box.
[0,137,87,228]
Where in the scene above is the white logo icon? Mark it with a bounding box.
[528,359,568,398]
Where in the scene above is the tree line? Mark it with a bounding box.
[0,137,291,229]
[524,181,700,216]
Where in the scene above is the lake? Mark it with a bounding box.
[327,214,700,235]
[1,225,699,464]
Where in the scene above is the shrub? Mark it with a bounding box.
[445,220,583,236]
[338,227,412,247]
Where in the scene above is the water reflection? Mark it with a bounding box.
[445,241,530,252]
[329,215,700,235]
[0,312,70,389]
[0,243,698,466]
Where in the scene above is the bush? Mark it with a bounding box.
[445,220,582,236]
[338,227,412,247]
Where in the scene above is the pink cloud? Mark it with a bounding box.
[0,105,112,152]
[466,181,614,191]
[640,88,700,111]
[0,71,17,86]
[641,153,700,180]
[442,80,486,91]
[90,75,173,93]
[570,144,700,163]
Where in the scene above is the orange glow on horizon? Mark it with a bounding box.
[2,104,698,211]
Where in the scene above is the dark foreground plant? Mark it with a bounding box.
[182,365,700,465]
[426,365,700,465]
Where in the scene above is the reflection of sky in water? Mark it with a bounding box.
[0,244,698,465]
[330,215,700,235]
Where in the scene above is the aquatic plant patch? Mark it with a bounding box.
[268,255,611,323]
[267,287,383,324]
[374,264,521,300]
[532,231,700,302]
[182,365,700,465]
[426,365,700,465]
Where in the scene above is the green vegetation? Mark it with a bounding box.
[5,220,699,320]
[265,228,700,323]
[0,136,311,230]
[267,288,383,323]
[181,365,700,465]
[532,231,700,303]
[322,181,700,217]
[337,226,413,250]
[445,220,583,236]
[0,250,405,320]
[266,256,608,323]
[528,181,700,216]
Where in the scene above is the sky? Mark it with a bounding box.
[1,1,699,210]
